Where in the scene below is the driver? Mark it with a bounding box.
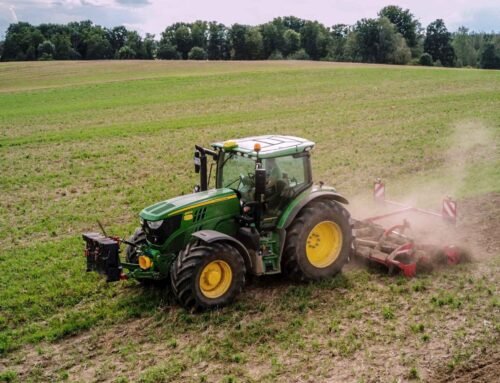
[264,158,288,211]
[265,158,282,189]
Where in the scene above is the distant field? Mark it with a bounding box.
[0,61,498,383]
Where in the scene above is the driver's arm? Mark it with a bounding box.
[267,165,282,188]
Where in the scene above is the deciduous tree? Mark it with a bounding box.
[480,43,500,69]
[37,40,55,58]
[347,17,410,64]
[300,21,330,60]
[378,5,420,48]
[283,29,300,57]
[452,27,478,67]
[245,27,264,60]
[175,25,193,59]
[188,46,207,60]
[230,24,250,60]
[424,19,455,66]
[207,22,229,60]
[260,22,283,59]
[191,21,208,50]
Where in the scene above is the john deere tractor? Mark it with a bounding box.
[83,135,352,310]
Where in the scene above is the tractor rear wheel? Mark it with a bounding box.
[170,241,246,310]
[283,199,352,282]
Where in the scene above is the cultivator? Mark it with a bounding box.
[352,180,466,277]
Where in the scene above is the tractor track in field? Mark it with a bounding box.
[433,351,500,383]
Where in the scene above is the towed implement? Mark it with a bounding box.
[83,136,353,310]
[352,180,467,277]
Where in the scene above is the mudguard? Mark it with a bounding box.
[191,230,253,271]
[278,190,349,230]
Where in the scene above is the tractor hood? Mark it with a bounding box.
[140,188,239,222]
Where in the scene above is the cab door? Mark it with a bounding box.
[260,153,312,230]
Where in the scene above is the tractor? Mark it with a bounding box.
[83,135,352,310]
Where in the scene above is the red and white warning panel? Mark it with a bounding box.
[373,179,385,202]
[442,197,457,225]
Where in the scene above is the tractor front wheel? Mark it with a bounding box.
[283,199,352,282]
[125,228,159,286]
[125,227,147,264]
[170,241,246,310]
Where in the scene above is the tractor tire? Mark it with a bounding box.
[283,199,352,282]
[125,227,147,264]
[125,228,158,286]
[170,241,246,310]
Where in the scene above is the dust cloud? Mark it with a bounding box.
[347,120,498,261]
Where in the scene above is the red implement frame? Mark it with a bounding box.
[360,221,418,277]
[354,179,460,277]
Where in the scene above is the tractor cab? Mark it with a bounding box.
[195,135,315,228]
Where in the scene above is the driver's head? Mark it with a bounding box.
[265,158,282,187]
[265,158,277,169]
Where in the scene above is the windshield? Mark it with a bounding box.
[219,153,256,190]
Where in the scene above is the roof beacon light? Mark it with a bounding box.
[254,143,261,152]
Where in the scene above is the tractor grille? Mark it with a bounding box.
[143,215,182,245]
[193,207,207,222]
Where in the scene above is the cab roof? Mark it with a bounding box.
[211,135,315,159]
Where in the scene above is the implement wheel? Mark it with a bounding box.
[283,199,352,281]
[170,241,246,310]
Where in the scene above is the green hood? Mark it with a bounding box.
[140,188,238,221]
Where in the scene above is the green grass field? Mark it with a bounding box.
[0,61,499,382]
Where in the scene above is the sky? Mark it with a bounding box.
[0,0,499,38]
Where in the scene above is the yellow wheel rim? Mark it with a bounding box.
[199,260,233,299]
[306,221,343,268]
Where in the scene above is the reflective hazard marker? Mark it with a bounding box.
[373,179,385,203]
[442,197,457,225]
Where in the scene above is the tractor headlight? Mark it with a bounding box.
[141,215,182,245]
[147,220,163,230]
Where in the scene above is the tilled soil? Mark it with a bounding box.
[435,352,500,383]
[428,192,500,383]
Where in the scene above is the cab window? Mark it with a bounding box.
[264,155,308,190]
[219,153,255,190]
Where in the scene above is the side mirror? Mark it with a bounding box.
[255,168,266,202]
[194,151,201,174]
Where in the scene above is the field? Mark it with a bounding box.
[0,60,499,383]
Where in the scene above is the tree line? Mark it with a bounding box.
[1,5,499,69]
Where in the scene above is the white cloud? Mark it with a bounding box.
[134,0,500,35]
[9,6,18,22]
[0,0,498,38]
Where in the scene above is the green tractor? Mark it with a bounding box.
[83,135,352,310]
